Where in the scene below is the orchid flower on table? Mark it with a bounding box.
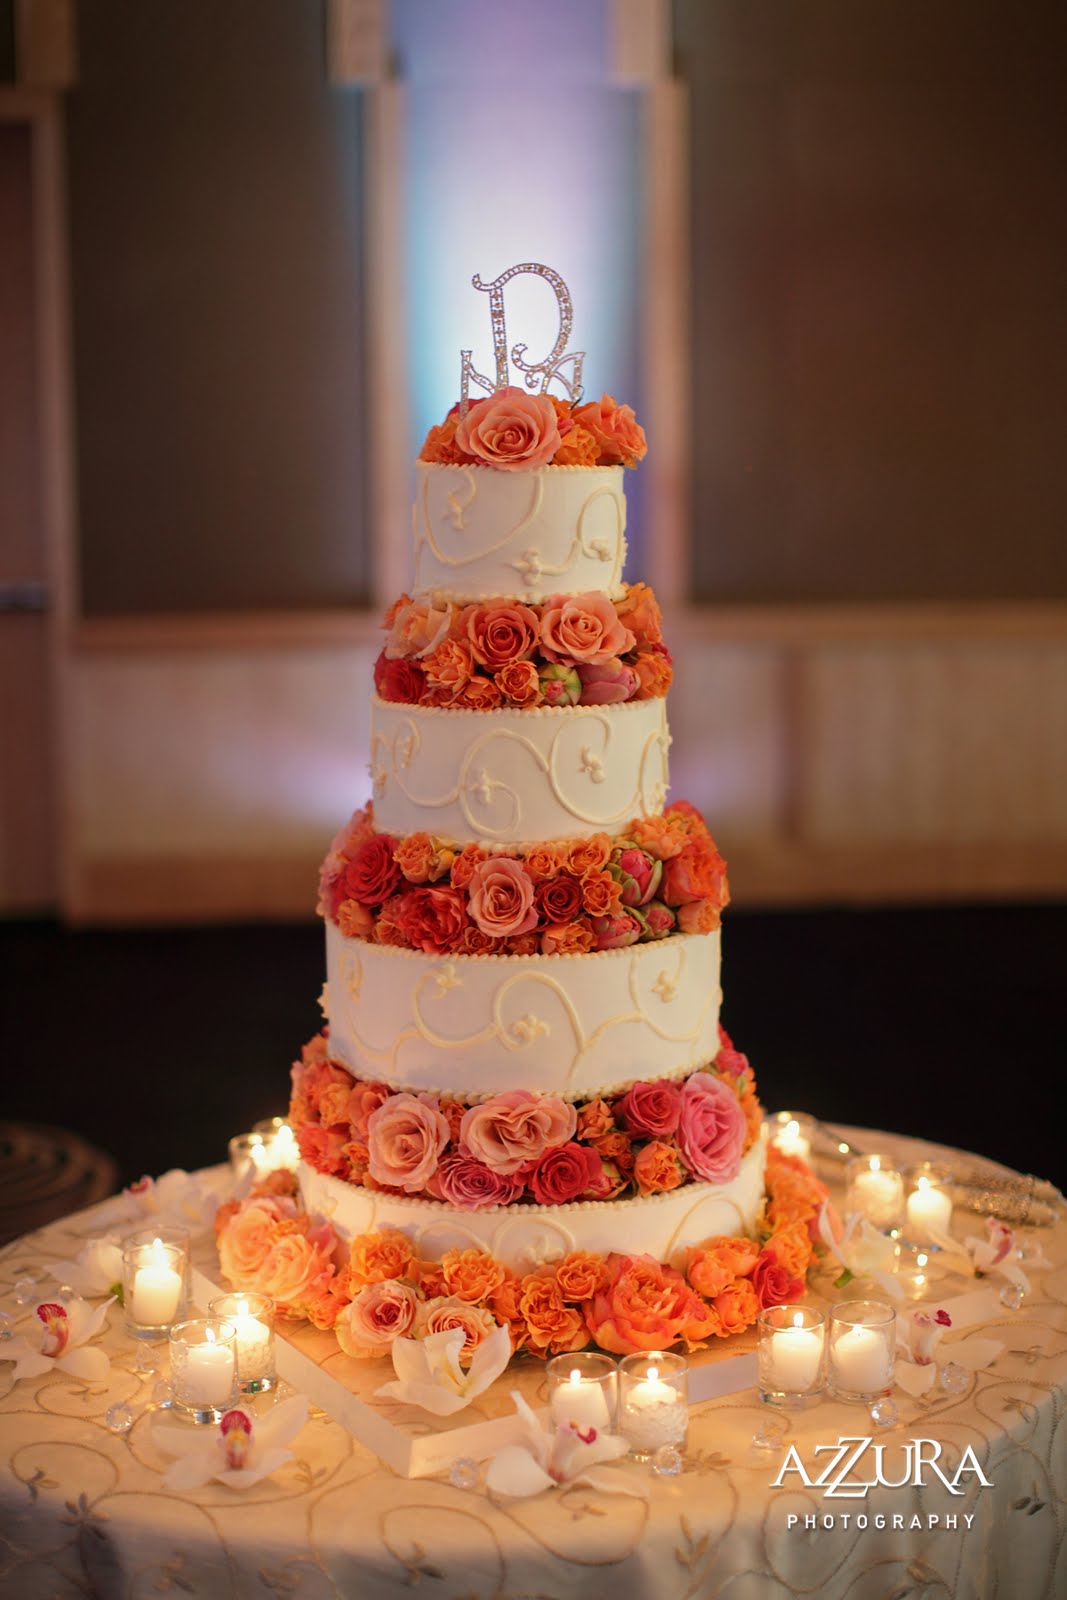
[486,1392,644,1500]
[0,1298,113,1386]
[894,1305,1005,1398]
[817,1202,903,1300]
[155,1397,309,1490]
[376,1324,512,1417]
[48,1238,124,1299]
[924,1217,1049,1295]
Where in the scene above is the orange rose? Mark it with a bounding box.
[441,1247,507,1304]
[741,1088,763,1152]
[592,1129,635,1176]
[336,898,375,939]
[454,674,503,711]
[461,601,540,670]
[625,814,687,861]
[419,413,469,465]
[303,1277,349,1331]
[764,1221,812,1281]
[676,899,722,935]
[256,1231,336,1310]
[632,645,673,699]
[394,832,455,884]
[633,1139,685,1195]
[662,836,730,911]
[341,1139,370,1182]
[616,582,663,646]
[540,920,595,956]
[573,393,647,468]
[373,897,410,947]
[523,842,564,881]
[585,1253,707,1355]
[713,1278,760,1336]
[413,1258,448,1298]
[318,1081,353,1127]
[495,660,543,707]
[580,867,623,918]
[455,387,561,471]
[567,834,612,874]
[457,926,503,955]
[423,637,475,698]
[348,1226,416,1287]
[518,1273,590,1357]
[575,1098,615,1141]
[450,842,489,890]
[686,1235,760,1299]
[505,931,540,955]
[554,421,599,467]
[554,1251,612,1303]
[489,1273,527,1352]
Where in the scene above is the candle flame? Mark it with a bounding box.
[647,1366,658,1382]
[568,1368,581,1385]
[838,1142,849,1154]
[785,1119,800,1139]
[205,1327,216,1344]
[917,1175,931,1192]
[870,1157,881,1172]
[792,1312,804,1329]
[917,1253,929,1267]
[238,1298,249,1317]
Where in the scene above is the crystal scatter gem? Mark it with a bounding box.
[459,264,586,414]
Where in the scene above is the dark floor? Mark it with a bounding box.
[1,905,1063,1193]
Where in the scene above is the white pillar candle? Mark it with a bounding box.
[851,1164,903,1230]
[131,1240,183,1327]
[266,1123,299,1171]
[832,1325,892,1395]
[772,1116,811,1163]
[231,1307,271,1379]
[906,1177,953,1242]
[182,1338,236,1408]
[550,1367,612,1431]
[768,1316,822,1393]
[620,1366,687,1451]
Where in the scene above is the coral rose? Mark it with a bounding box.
[336,899,375,940]
[373,652,426,705]
[454,386,561,471]
[422,637,476,700]
[585,1253,708,1355]
[676,899,722,935]
[391,886,468,954]
[554,1251,612,1303]
[367,1093,450,1192]
[528,1141,603,1205]
[394,832,455,885]
[567,834,612,874]
[615,581,663,646]
[539,592,635,666]
[336,1279,418,1357]
[296,1121,348,1177]
[461,601,540,670]
[593,1129,635,1177]
[575,1097,615,1141]
[454,675,504,711]
[626,814,687,862]
[686,1235,760,1299]
[633,1140,685,1195]
[459,1090,576,1175]
[616,1078,683,1138]
[676,1074,747,1186]
[760,1220,812,1283]
[661,837,730,910]
[518,1274,590,1356]
[449,842,488,890]
[713,1278,760,1336]
[348,1226,415,1287]
[344,833,403,908]
[541,920,595,956]
[580,867,624,918]
[573,393,648,468]
[441,1248,507,1304]
[467,856,538,939]
[495,660,542,706]
[419,413,467,465]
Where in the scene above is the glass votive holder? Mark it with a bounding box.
[758,1304,826,1408]
[768,1111,815,1164]
[122,1224,192,1302]
[903,1163,954,1247]
[846,1154,905,1233]
[546,1352,617,1432]
[208,1292,277,1394]
[828,1300,896,1403]
[121,1235,188,1340]
[253,1115,289,1137]
[899,1246,935,1300]
[168,1318,239,1423]
[228,1131,273,1181]
[617,1351,688,1460]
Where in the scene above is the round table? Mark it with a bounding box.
[1,1130,1065,1600]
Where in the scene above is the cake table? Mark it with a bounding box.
[1,1128,1064,1600]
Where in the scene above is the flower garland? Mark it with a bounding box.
[420,388,646,473]
[214,1144,829,1361]
[291,1026,761,1206]
[374,582,670,711]
[318,800,728,955]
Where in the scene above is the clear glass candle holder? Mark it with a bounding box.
[169,1318,238,1423]
[121,1236,188,1340]
[122,1224,192,1302]
[617,1351,688,1460]
[228,1131,274,1181]
[828,1300,896,1403]
[898,1245,936,1301]
[768,1111,815,1164]
[758,1305,826,1408]
[546,1352,617,1432]
[903,1163,954,1247]
[846,1154,905,1233]
[208,1292,277,1393]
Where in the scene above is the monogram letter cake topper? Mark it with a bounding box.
[459,263,586,415]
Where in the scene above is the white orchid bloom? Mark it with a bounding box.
[818,1201,903,1300]
[376,1324,512,1417]
[48,1239,124,1300]
[155,1397,309,1491]
[486,1391,641,1500]
[894,1305,1004,1399]
[925,1216,1049,1295]
[93,1168,232,1233]
[1,1298,113,1386]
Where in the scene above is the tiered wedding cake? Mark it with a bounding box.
[253,269,824,1359]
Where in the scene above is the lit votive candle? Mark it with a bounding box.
[905,1165,953,1246]
[618,1351,688,1459]
[122,1236,187,1339]
[228,1132,273,1181]
[769,1111,814,1164]
[546,1352,616,1431]
[758,1305,825,1407]
[847,1154,905,1232]
[828,1300,896,1402]
[169,1318,238,1422]
[209,1292,277,1392]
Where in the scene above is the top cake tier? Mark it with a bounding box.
[412,463,627,603]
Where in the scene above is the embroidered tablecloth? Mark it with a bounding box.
[1,1130,1064,1600]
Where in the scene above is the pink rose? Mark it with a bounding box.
[367,1093,450,1192]
[454,386,561,471]
[528,1141,603,1205]
[539,592,636,667]
[461,601,540,670]
[616,1079,683,1138]
[590,911,642,950]
[336,1278,419,1358]
[431,1152,526,1211]
[348,1079,392,1138]
[577,660,639,705]
[676,1073,746,1185]
[467,856,538,939]
[296,1121,349,1177]
[460,1090,577,1175]
[255,1231,336,1310]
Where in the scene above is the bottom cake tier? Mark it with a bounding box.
[299,1127,767,1274]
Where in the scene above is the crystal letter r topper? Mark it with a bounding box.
[459,263,585,415]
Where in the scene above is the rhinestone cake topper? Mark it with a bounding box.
[459,263,585,415]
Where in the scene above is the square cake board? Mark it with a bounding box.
[190,1233,757,1478]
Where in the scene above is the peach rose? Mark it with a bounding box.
[495,660,543,707]
[394,832,455,884]
[383,595,459,661]
[417,1296,501,1363]
[539,592,635,666]
[615,582,663,646]
[336,1278,419,1357]
[367,1093,450,1192]
[712,1278,760,1336]
[460,1090,576,1174]
[454,674,504,711]
[566,834,612,874]
[441,1247,507,1304]
[541,920,595,956]
[466,856,538,939]
[633,1140,685,1195]
[461,601,540,670]
[580,867,623,918]
[450,842,489,890]
[218,1197,300,1285]
[676,899,722,935]
[554,1251,612,1303]
[336,898,375,940]
[348,1226,416,1287]
[685,1235,760,1299]
[518,1274,590,1356]
[256,1230,336,1309]
[454,386,561,471]
[422,637,476,699]
[585,1253,708,1355]
[573,393,647,467]
[522,842,563,881]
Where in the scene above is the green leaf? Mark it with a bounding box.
[834,1269,854,1290]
